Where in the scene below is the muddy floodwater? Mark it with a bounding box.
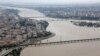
[21,20,100,56]
[21,41,100,56]
[19,7,100,56]
[0,5,100,56]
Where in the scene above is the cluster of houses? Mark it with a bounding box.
[0,9,50,46]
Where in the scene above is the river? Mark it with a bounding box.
[0,5,100,56]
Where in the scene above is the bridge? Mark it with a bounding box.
[20,38,100,47]
[1,38,100,48]
[1,38,100,56]
[22,17,47,19]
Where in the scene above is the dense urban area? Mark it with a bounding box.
[34,6,100,20]
[0,4,100,56]
[3,4,100,20]
[0,8,51,47]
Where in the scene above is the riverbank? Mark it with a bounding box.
[11,6,100,56]
[1,5,100,56]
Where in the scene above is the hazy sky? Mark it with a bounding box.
[1,0,100,4]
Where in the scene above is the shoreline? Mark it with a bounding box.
[0,5,100,56]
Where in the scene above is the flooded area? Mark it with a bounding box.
[21,41,100,56]
[15,6,100,56]
[0,5,100,56]
[42,20,100,42]
[17,7,100,56]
